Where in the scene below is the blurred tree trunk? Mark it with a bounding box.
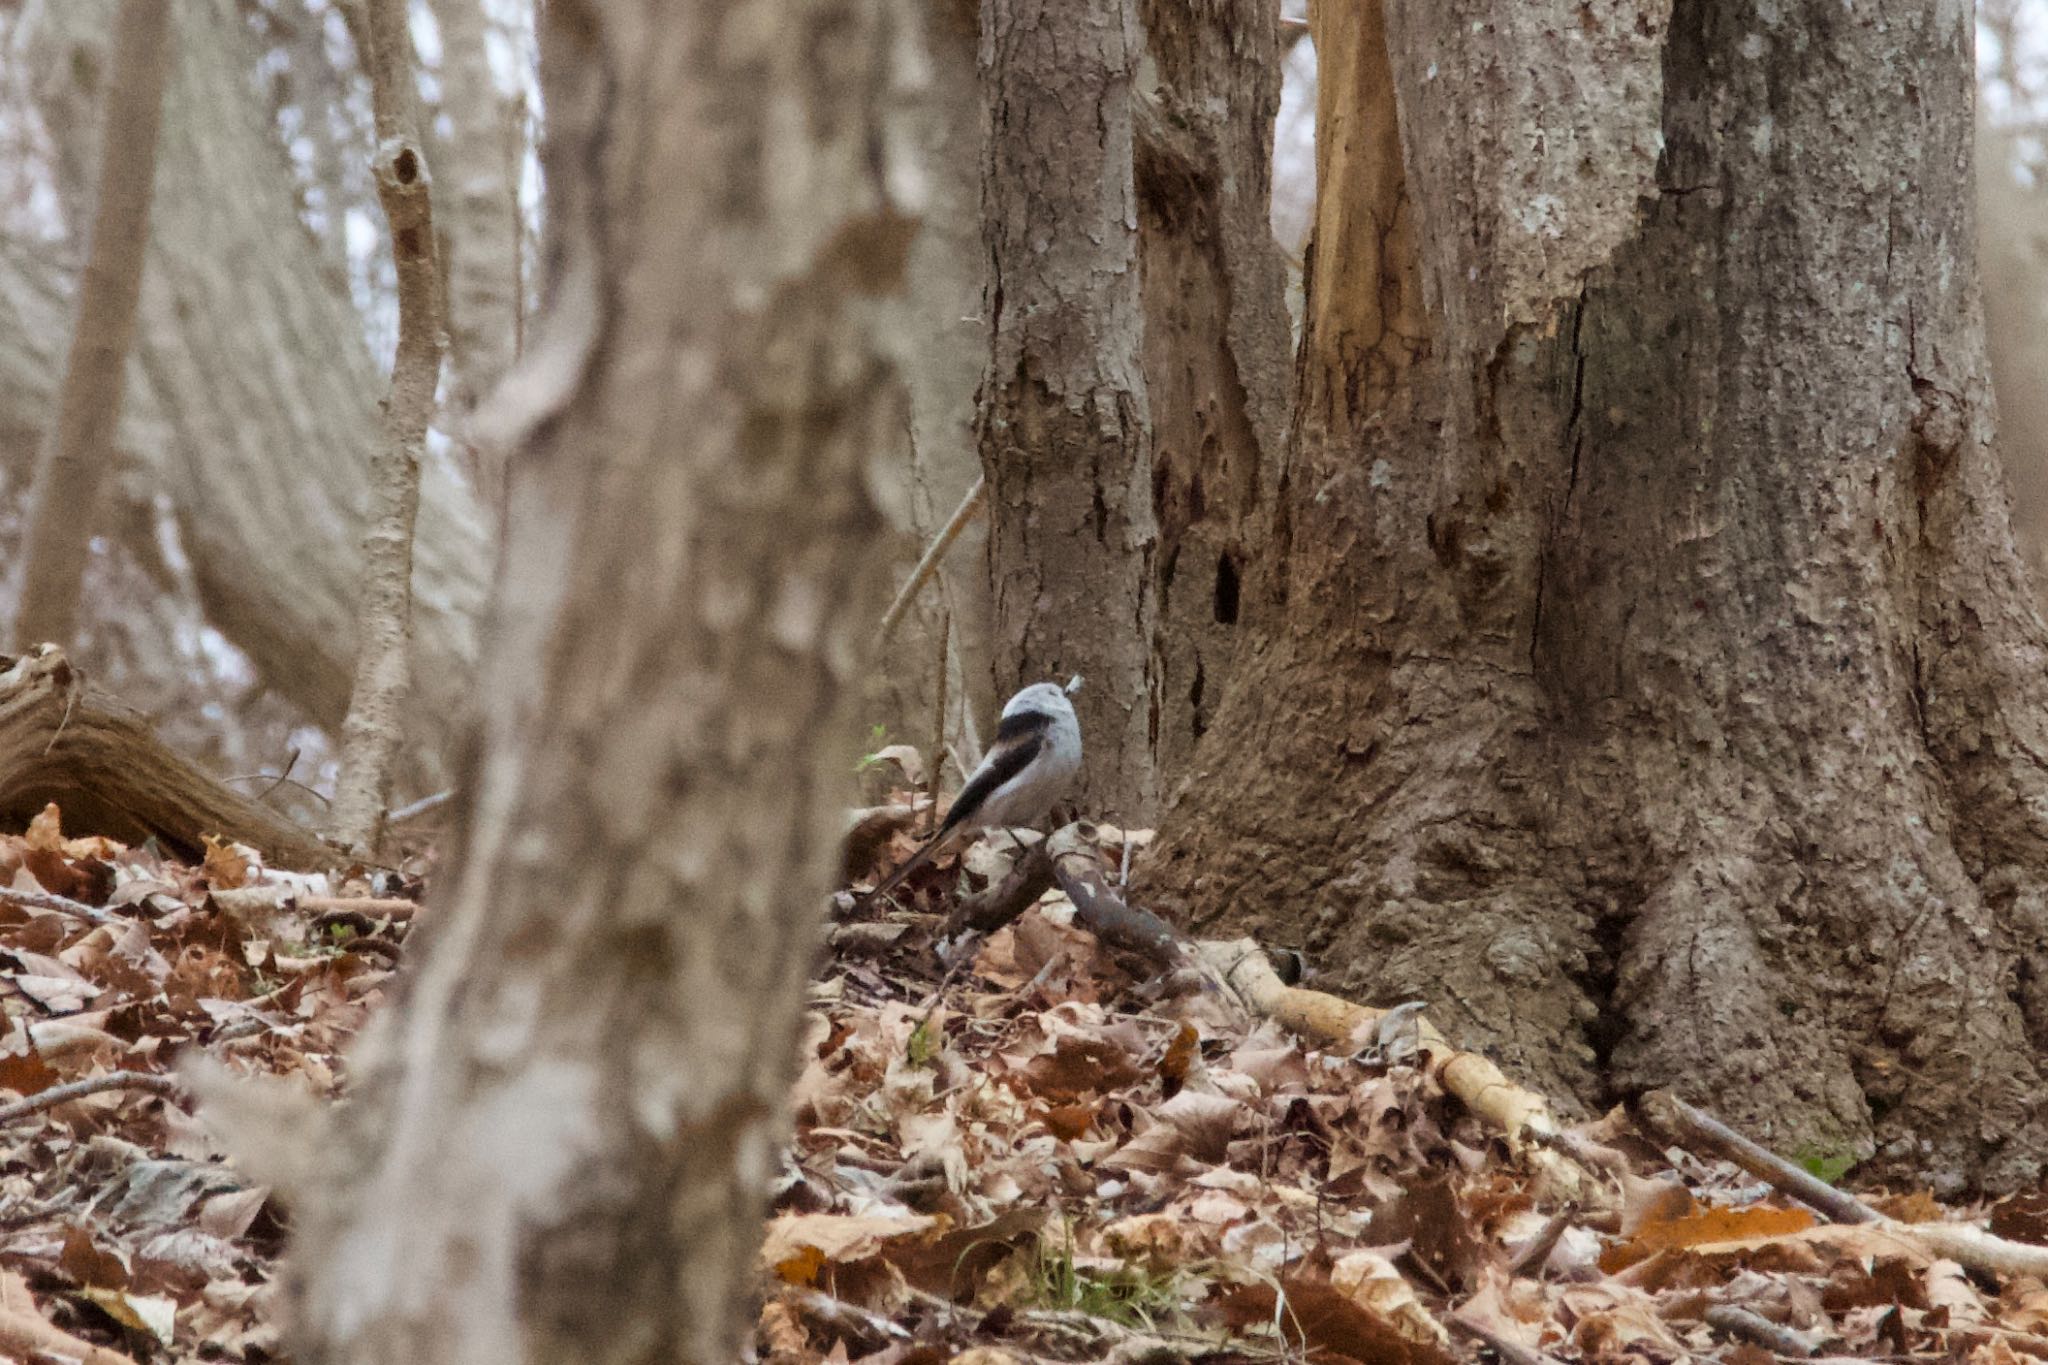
[1135,0,1293,787]
[15,0,170,649]
[877,0,995,771]
[274,0,911,1358]
[0,0,488,775]
[978,0,1159,821]
[1142,0,2048,1190]
[427,0,523,502]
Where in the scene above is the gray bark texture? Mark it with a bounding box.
[1136,0,1294,784]
[260,0,915,1357]
[1,0,488,772]
[978,0,1160,822]
[14,0,169,651]
[331,0,445,850]
[425,0,521,418]
[1141,0,2048,1191]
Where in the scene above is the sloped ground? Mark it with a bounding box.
[5,795,2048,1363]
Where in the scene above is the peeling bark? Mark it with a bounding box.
[275,0,914,1357]
[1143,0,2048,1190]
[978,0,1160,821]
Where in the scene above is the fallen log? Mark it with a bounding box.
[0,647,332,869]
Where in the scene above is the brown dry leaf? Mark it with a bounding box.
[1215,1276,1458,1365]
[1159,1022,1198,1087]
[760,1212,942,1285]
[1601,1201,1817,1272]
[1330,1250,1452,1348]
[1992,1190,2048,1245]
[200,837,251,891]
[1374,1172,1496,1292]
[24,803,64,852]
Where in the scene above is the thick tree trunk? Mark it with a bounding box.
[1136,0,1294,782]
[1143,0,2048,1190]
[978,0,1159,821]
[4,0,488,771]
[271,0,912,1358]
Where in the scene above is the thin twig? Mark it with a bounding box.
[1636,1090,1881,1225]
[0,885,117,926]
[1446,1314,1565,1365]
[877,475,986,645]
[927,609,948,837]
[1507,1203,1576,1277]
[0,1070,180,1126]
[390,789,453,824]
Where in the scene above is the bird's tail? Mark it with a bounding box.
[859,822,960,906]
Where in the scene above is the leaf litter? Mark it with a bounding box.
[5,791,2048,1362]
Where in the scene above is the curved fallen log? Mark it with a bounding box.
[0,647,333,870]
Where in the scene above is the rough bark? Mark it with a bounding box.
[269,0,914,1358]
[332,0,445,851]
[0,647,330,870]
[1141,0,2048,1191]
[14,0,170,652]
[978,0,1159,821]
[4,0,488,773]
[1135,0,1294,783]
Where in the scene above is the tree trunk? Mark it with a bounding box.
[426,0,523,506]
[1142,0,2048,1191]
[14,0,170,651]
[5,0,489,773]
[331,0,445,850]
[879,0,996,771]
[978,0,1159,821]
[271,0,913,1358]
[1135,0,1294,784]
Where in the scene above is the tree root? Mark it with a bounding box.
[0,646,333,869]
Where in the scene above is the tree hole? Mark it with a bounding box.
[1213,554,1241,624]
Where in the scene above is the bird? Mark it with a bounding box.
[862,681,1083,904]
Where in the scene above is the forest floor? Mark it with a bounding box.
[6,796,2048,1363]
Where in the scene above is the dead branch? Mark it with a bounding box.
[1046,825,1182,971]
[15,0,171,648]
[876,474,986,645]
[946,840,1054,936]
[1635,1090,1881,1225]
[1506,1203,1576,1277]
[0,648,332,869]
[0,885,116,926]
[331,0,445,852]
[1703,1304,1814,1357]
[0,1070,180,1126]
[1447,1313,1565,1365]
[1639,1089,2048,1279]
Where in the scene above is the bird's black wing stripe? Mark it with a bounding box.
[942,730,1043,833]
[994,709,1052,744]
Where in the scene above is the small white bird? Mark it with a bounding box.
[863,681,1083,903]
